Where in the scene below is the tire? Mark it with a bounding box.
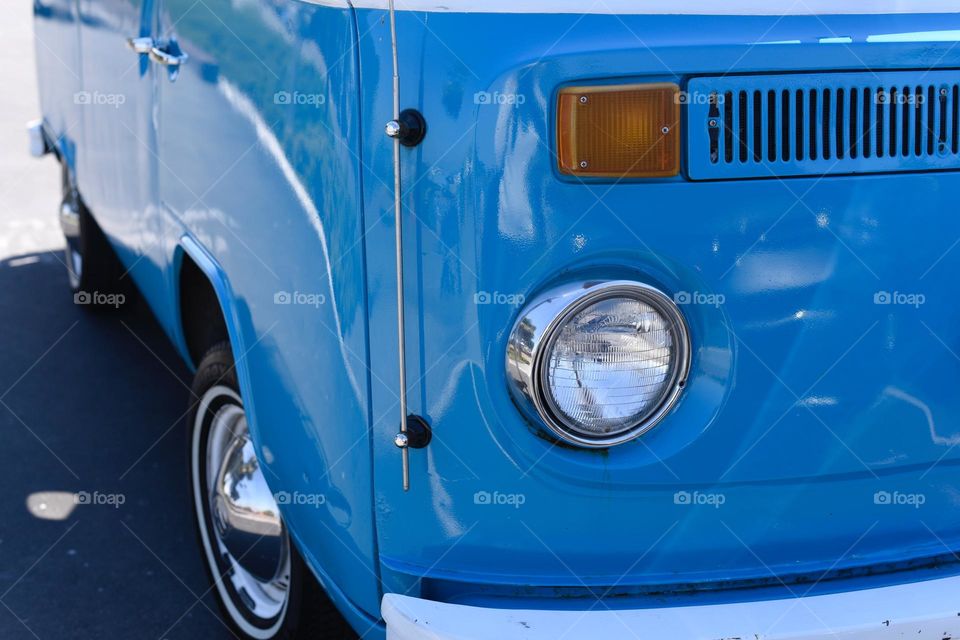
[59,163,131,309]
[188,342,357,640]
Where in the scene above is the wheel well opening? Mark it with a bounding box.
[179,254,228,366]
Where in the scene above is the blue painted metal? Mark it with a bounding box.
[73,0,177,333]
[32,1,960,635]
[32,0,83,174]
[152,0,381,620]
[687,70,960,180]
[357,8,960,603]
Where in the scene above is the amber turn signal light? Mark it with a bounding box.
[557,83,681,178]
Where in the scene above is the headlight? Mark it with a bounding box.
[506,280,690,447]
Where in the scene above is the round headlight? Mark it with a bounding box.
[506,280,690,447]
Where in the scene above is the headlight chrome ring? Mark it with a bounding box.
[506,280,690,448]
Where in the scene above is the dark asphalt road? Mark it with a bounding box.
[0,249,233,639]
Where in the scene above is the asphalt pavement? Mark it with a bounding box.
[0,5,232,639]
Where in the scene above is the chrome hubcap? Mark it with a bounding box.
[59,199,82,289]
[205,396,290,622]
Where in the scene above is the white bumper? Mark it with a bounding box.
[382,573,960,639]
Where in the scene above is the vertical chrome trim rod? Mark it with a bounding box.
[387,0,411,492]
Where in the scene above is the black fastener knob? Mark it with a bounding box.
[384,109,427,147]
[394,415,432,449]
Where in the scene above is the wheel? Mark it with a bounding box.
[59,163,130,307]
[188,342,356,640]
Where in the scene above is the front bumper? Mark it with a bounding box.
[382,572,960,639]
[26,119,50,158]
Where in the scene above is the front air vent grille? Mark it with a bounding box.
[687,71,960,180]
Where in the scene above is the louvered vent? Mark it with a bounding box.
[686,71,960,180]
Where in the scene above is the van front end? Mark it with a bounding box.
[359,5,960,638]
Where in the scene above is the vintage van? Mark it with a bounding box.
[31,0,960,638]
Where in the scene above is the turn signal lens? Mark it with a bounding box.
[557,83,680,178]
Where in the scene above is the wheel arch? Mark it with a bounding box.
[173,235,379,636]
[173,236,242,373]
[177,250,229,368]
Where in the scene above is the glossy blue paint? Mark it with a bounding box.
[68,0,182,337]
[38,0,383,624]
[32,0,960,634]
[357,9,960,600]
[177,214,384,636]
[32,0,82,173]
[154,0,381,619]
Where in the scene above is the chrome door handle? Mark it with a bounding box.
[125,36,154,54]
[149,45,188,67]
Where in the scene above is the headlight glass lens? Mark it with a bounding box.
[544,295,680,438]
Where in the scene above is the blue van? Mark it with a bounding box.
[31,1,960,638]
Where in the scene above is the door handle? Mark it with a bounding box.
[125,36,154,54]
[148,42,188,81]
[149,45,188,68]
